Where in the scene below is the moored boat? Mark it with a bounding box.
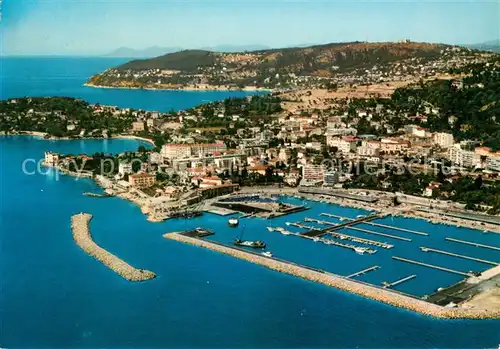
[234,239,266,249]
[228,218,239,227]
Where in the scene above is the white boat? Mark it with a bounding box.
[228,218,239,227]
[266,227,275,232]
[354,247,366,255]
[285,222,292,226]
[281,230,291,236]
[312,237,320,242]
[261,251,273,257]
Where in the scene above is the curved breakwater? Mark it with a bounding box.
[71,213,156,281]
[165,232,500,319]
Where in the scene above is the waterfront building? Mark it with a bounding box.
[44,152,60,165]
[161,142,227,159]
[301,164,325,185]
[433,132,454,149]
[129,172,156,188]
[323,171,340,186]
[118,162,133,177]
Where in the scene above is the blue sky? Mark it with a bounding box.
[1,0,499,55]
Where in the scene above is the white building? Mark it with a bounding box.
[323,171,340,186]
[327,136,357,153]
[432,132,454,149]
[44,152,59,165]
[161,142,227,159]
[301,164,325,185]
[118,162,133,177]
[448,144,481,168]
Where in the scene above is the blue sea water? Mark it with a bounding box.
[0,57,263,111]
[1,136,500,349]
[1,57,500,348]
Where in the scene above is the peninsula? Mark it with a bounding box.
[86,41,486,91]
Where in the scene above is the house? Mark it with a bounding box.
[131,121,145,132]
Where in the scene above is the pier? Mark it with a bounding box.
[445,237,500,251]
[329,231,393,249]
[164,231,500,319]
[346,226,412,242]
[71,213,156,282]
[420,246,499,266]
[382,275,417,289]
[302,214,382,236]
[320,213,428,236]
[392,256,475,277]
[347,265,380,278]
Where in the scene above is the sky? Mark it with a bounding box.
[1,0,499,56]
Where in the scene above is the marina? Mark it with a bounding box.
[345,226,412,242]
[165,231,500,319]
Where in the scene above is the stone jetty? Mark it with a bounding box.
[72,213,156,281]
[164,232,500,319]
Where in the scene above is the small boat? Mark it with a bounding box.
[266,227,275,232]
[234,239,266,249]
[421,247,429,252]
[228,218,239,227]
[312,237,320,242]
[354,247,366,255]
[261,251,273,257]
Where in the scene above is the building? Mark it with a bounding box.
[357,145,380,157]
[118,162,133,177]
[323,171,340,186]
[448,145,481,168]
[327,136,357,153]
[432,132,454,149]
[325,127,357,137]
[44,152,59,165]
[379,138,410,153]
[161,142,227,159]
[301,164,324,185]
[129,172,156,188]
[131,121,145,132]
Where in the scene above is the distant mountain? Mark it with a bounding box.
[104,45,271,58]
[465,39,500,53]
[104,46,184,58]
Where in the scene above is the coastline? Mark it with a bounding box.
[0,130,155,146]
[83,82,273,93]
[165,232,500,319]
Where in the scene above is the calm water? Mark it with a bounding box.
[0,57,263,111]
[1,136,500,348]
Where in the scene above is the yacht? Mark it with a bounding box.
[228,218,239,227]
[354,247,366,255]
[261,251,273,257]
[234,239,266,249]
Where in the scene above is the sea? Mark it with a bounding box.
[1,57,500,349]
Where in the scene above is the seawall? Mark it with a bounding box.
[72,213,156,281]
[164,232,500,319]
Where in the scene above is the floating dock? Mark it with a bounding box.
[321,213,428,236]
[392,256,475,277]
[445,237,500,251]
[382,275,417,289]
[302,214,382,236]
[71,213,156,282]
[308,216,411,242]
[346,226,412,242]
[420,246,499,266]
[347,265,380,278]
[329,231,393,249]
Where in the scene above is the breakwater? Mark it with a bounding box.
[71,213,156,281]
[164,232,500,319]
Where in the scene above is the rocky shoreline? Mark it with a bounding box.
[165,232,500,319]
[84,82,272,92]
[71,213,156,281]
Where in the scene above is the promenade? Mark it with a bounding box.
[165,232,500,319]
[71,213,156,281]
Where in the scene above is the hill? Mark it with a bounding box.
[465,39,500,53]
[103,45,271,58]
[87,41,486,90]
